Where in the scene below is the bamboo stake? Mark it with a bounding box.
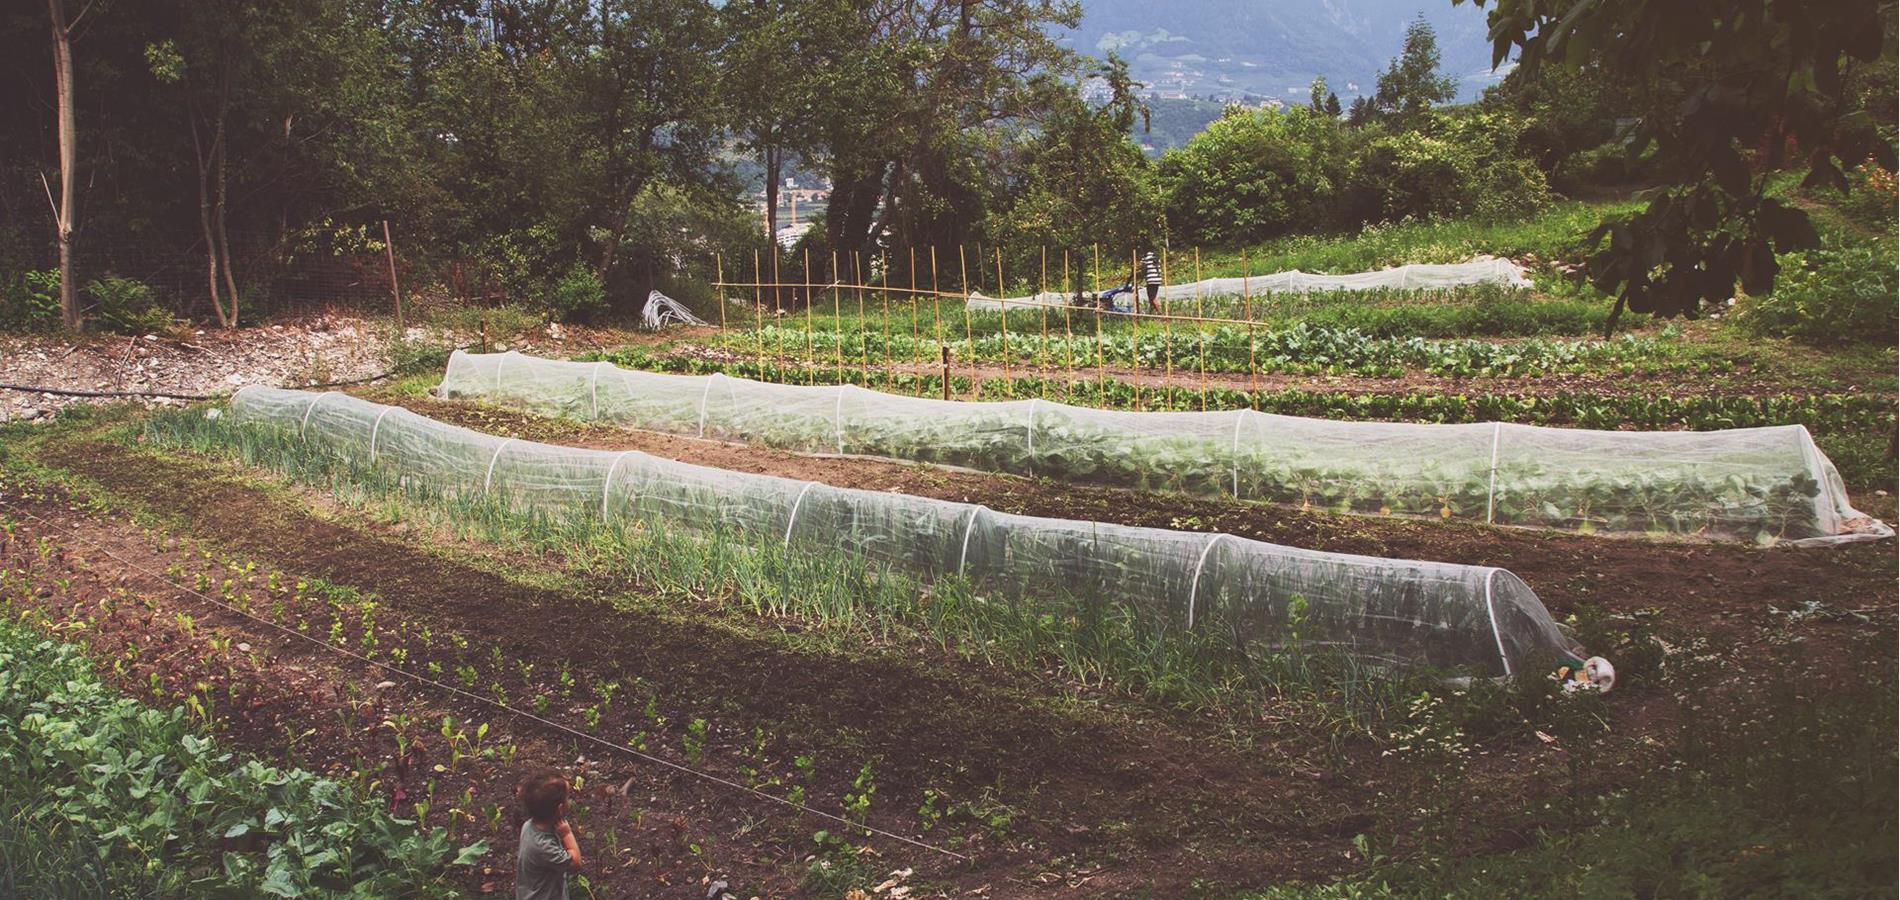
[1195,247,1208,411]
[995,247,1009,397]
[802,248,814,385]
[958,245,974,401]
[381,220,404,331]
[1060,249,1075,404]
[839,250,855,385]
[1160,246,1173,409]
[855,251,871,385]
[1041,248,1056,398]
[1244,248,1258,401]
[929,245,945,398]
[907,247,920,393]
[1129,248,1142,412]
[714,252,727,332]
[1092,243,1106,408]
[753,248,769,382]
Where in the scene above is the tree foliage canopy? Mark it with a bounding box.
[1464,0,1898,330]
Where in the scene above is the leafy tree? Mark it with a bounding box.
[1467,0,1898,331]
[1158,105,1347,246]
[806,0,1083,259]
[1346,94,1374,128]
[1372,16,1458,129]
[985,55,1158,293]
[1309,74,1330,111]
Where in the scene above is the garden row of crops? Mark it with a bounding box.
[443,352,1889,546]
[963,256,1532,310]
[0,615,481,896]
[605,346,1896,434]
[226,386,1582,677]
[724,322,1690,379]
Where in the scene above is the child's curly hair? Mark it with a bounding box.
[518,768,568,821]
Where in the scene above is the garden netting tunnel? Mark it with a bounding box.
[439,352,1890,546]
[964,256,1533,311]
[228,386,1583,677]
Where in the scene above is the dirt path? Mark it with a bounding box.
[0,315,651,423]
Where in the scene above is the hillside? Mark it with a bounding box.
[1063,0,1507,103]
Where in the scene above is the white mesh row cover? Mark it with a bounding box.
[439,351,1891,547]
[640,290,709,330]
[965,256,1533,311]
[228,386,1580,676]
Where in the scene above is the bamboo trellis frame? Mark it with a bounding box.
[711,243,1478,411]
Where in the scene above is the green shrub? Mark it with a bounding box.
[1734,237,1899,345]
[0,616,484,895]
[544,264,607,322]
[1342,111,1551,226]
[1159,106,1346,247]
[0,268,62,331]
[86,275,175,335]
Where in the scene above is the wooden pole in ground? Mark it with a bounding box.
[1195,247,1208,411]
[1037,246,1049,399]
[1243,249,1257,400]
[382,220,404,331]
[958,245,974,400]
[855,251,871,385]
[1130,248,1142,412]
[803,248,815,385]
[839,248,855,385]
[995,247,1009,398]
[753,248,769,381]
[930,246,945,398]
[907,247,919,393]
[715,253,728,331]
[1060,249,1075,404]
[1092,243,1106,408]
[1160,245,1173,409]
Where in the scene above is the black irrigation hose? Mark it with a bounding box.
[0,371,403,403]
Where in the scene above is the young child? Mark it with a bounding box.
[516,769,584,900]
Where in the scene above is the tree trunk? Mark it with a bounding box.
[214,122,240,329]
[45,0,79,330]
[763,144,781,240]
[190,112,229,328]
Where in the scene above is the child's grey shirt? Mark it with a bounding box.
[516,820,570,900]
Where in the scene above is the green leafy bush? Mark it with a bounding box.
[544,264,607,322]
[1342,111,1551,226]
[1159,106,1345,247]
[1735,237,1899,345]
[0,269,62,331]
[0,617,484,895]
[1159,108,1550,248]
[86,275,176,335]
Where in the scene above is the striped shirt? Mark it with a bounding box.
[1141,253,1162,287]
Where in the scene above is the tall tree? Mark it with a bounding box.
[1309,74,1330,111]
[1373,16,1458,129]
[809,0,1082,259]
[1324,92,1342,117]
[1346,94,1374,127]
[986,55,1157,291]
[1466,0,1897,331]
[43,0,81,329]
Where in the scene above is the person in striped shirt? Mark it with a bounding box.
[1139,250,1162,313]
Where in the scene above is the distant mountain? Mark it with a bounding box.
[1063,0,1509,104]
